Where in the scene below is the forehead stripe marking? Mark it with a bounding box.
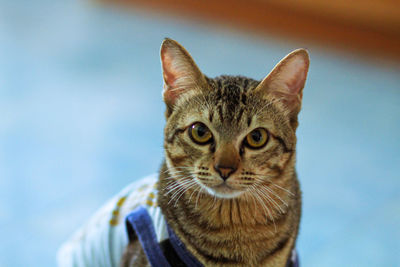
[236,108,244,123]
[218,105,224,123]
[247,117,252,127]
[209,111,214,122]
[241,93,247,105]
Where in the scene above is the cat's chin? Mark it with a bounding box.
[205,184,244,199]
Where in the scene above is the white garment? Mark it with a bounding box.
[57,174,168,267]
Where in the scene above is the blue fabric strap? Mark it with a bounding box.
[166,223,204,267]
[126,206,299,267]
[125,206,171,267]
[167,222,299,267]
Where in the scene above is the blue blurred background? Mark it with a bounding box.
[1,0,399,266]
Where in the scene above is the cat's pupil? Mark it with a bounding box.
[197,125,206,137]
[251,131,262,142]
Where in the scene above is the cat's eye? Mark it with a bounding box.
[188,122,213,145]
[245,128,269,149]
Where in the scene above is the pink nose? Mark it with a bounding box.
[214,164,236,180]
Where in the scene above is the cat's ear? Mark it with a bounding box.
[160,38,207,111]
[255,49,309,125]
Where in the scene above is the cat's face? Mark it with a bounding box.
[161,38,309,199]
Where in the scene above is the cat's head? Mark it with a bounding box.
[161,38,309,199]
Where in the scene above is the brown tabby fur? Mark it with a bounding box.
[121,39,309,267]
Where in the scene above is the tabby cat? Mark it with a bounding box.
[121,39,309,267]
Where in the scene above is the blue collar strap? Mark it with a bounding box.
[166,223,204,267]
[126,206,299,267]
[125,206,171,267]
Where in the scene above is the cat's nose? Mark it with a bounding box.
[214,164,237,180]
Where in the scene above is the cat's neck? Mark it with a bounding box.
[157,161,301,266]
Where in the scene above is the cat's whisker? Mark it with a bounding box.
[269,183,295,196]
[166,170,190,175]
[164,177,193,195]
[167,170,203,177]
[173,178,196,190]
[164,174,190,180]
[251,186,272,221]
[164,180,184,190]
[195,187,204,209]
[258,186,285,214]
[174,180,198,207]
[262,185,289,207]
[168,180,197,205]
[164,169,194,176]
[164,174,187,181]
[251,175,295,196]
[250,186,276,233]
[188,185,200,203]
[176,184,198,207]
[164,173,202,181]
[163,167,194,173]
[251,185,277,233]
[164,175,193,186]
[246,190,258,219]
[163,172,188,178]
[163,168,175,174]
[170,182,195,206]
[212,193,217,206]
[164,167,195,174]
[166,177,193,190]
[164,172,196,181]
[165,184,184,197]
[255,182,287,214]
[165,182,185,194]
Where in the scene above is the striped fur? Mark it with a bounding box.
[122,39,309,267]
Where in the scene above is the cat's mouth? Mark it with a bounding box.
[206,183,243,199]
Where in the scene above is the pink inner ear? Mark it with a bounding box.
[161,52,178,88]
[161,49,186,105]
[282,58,307,96]
[285,70,306,96]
